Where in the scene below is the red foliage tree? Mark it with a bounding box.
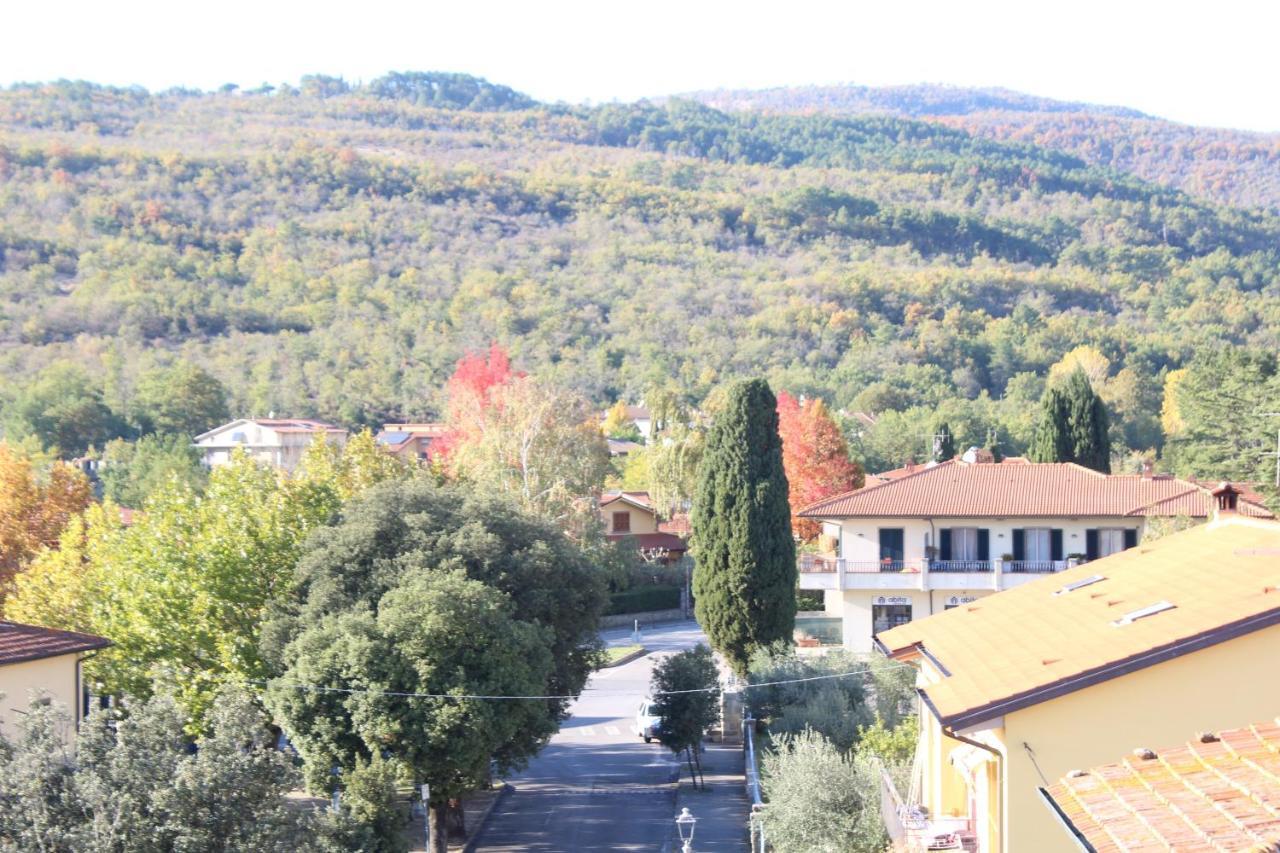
[776,392,863,540]
[434,344,519,467]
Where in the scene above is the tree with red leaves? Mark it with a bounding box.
[776,392,863,540]
[434,344,519,467]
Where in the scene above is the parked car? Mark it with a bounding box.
[635,700,661,743]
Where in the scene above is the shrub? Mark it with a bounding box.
[606,584,681,614]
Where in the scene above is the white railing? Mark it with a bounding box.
[928,560,993,573]
[1005,559,1068,574]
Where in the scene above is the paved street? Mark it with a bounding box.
[473,620,714,851]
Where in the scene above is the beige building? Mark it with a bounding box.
[876,512,1280,853]
[0,620,110,742]
[599,491,688,562]
[375,423,445,462]
[193,418,348,473]
[798,457,1273,650]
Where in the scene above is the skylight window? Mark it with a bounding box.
[1112,601,1176,627]
[1053,575,1106,596]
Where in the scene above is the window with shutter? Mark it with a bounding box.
[1050,529,1064,561]
[1012,529,1025,561]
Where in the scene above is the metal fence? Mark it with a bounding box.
[744,714,767,853]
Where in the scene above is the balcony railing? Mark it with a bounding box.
[1005,559,1068,574]
[798,554,838,573]
[928,560,993,573]
[798,556,928,574]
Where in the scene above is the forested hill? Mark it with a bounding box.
[684,84,1280,210]
[2,73,1279,469]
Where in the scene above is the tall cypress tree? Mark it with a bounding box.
[933,422,956,462]
[691,379,796,676]
[1027,368,1111,472]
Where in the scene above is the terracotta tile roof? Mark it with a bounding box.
[800,459,1274,519]
[1042,718,1280,852]
[876,516,1280,728]
[0,621,110,666]
[600,491,654,510]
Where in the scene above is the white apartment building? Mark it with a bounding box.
[798,456,1274,650]
[194,418,348,473]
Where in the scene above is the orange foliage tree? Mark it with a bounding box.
[776,392,863,540]
[0,443,93,603]
[433,343,520,469]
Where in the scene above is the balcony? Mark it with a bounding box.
[1005,559,1069,574]
[881,767,977,851]
[928,560,992,573]
[799,554,1078,593]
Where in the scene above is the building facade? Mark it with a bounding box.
[374,423,445,462]
[193,418,348,473]
[798,458,1273,650]
[0,621,111,743]
[876,514,1280,853]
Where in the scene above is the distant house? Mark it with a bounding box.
[875,513,1280,853]
[1041,718,1280,850]
[602,406,653,443]
[375,423,445,463]
[0,620,110,742]
[600,491,687,562]
[606,438,644,457]
[798,455,1274,650]
[193,418,348,473]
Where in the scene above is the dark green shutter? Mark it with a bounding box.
[977,529,990,561]
[1085,529,1099,560]
[939,529,952,561]
[1012,529,1025,561]
[1123,529,1138,550]
[1050,529,1064,561]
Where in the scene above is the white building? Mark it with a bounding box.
[193,418,348,473]
[798,457,1274,651]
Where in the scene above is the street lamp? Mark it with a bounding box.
[675,807,697,853]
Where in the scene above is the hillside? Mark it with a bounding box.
[1,73,1279,470]
[684,84,1280,210]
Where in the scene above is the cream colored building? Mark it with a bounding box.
[0,620,110,743]
[876,512,1280,853]
[798,457,1273,650]
[194,418,348,473]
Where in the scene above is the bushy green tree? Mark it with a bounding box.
[747,645,872,752]
[99,433,207,508]
[0,688,316,853]
[650,644,721,786]
[692,379,796,676]
[131,362,230,438]
[759,729,887,853]
[263,478,607,852]
[1028,368,1111,472]
[4,363,126,457]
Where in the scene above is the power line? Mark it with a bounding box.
[249,663,916,702]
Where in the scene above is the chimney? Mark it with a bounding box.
[1211,482,1241,517]
[1141,461,1153,479]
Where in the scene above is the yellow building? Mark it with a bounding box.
[875,507,1280,853]
[0,620,110,743]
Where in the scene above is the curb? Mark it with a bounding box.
[603,647,649,668]
[460,782,513,853]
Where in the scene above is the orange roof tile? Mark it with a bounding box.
[0,620,110,665]
[600,491,654,510]
[876,516,1280,728]
[800,459,1274,519]
[1042,718,1280,852]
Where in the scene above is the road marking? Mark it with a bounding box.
[605,725,620,736]
[578,727,594,736]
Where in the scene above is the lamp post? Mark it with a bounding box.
[675,807,697,853]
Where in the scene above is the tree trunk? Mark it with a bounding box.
[429,802,449,853]
[446,797,467,840]
[685,746,699,790]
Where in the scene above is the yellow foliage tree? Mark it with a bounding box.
[0,442,93,603]
[1161,368,1189,438]
[6,501,122,631]
[1047,345,1112,390]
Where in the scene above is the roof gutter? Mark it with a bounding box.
[1037,787,1096,852]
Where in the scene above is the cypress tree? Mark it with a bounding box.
[691,379,796,676]
[1027,368,1111,472]
[933,422,956,462]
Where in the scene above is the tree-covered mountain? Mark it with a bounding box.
[1,74,1278,474]
[684,83,1280,211]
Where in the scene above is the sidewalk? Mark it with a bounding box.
[672,741,750,851]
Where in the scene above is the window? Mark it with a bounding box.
[1024,528,1051,561]
[950,528,978,560]
[612,511,630,534]
[879,528,905,562]
[1098,528,1126,557]
[873,604,912,633]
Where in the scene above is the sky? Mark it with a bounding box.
[3,0,1278,132]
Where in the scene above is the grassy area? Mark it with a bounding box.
[603,645,645,665]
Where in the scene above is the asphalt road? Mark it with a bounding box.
[472,620,707,852]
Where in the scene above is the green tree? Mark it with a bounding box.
[99,433,207,508]
[5,363,126,456]
[1027,368,1111,472]
[131,362,231,438]
[650,644,721,787]
[263,479,607,851]
[0,687,317,852]
[933,421,956,462]
[759,729,887,853]
[692,379,796,676]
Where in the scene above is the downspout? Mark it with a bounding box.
[926,518,937,615]
[942,724,1004,853]
[76,650,102,727]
